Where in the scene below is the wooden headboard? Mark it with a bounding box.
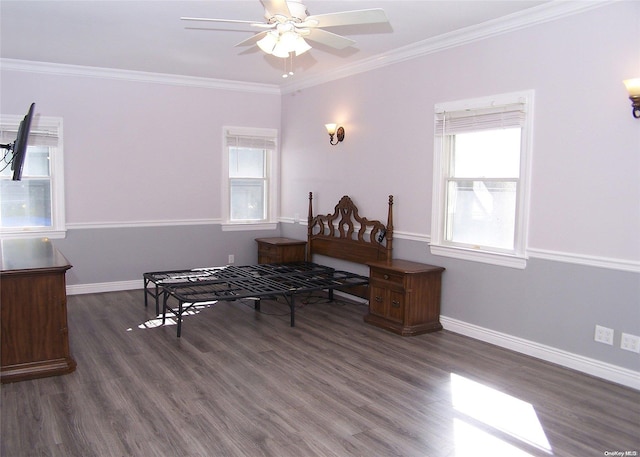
[306,192,393,265]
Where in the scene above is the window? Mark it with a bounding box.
[431,91,533,268]
[222,127,278,230]
[0,115,65,239]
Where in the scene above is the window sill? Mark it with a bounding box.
[221,222,278,232]
[430,244,527,269]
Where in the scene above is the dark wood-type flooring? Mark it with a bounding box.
[1,290,639,457]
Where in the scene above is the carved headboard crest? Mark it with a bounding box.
[312,195,388,243]
[307,192,393,264]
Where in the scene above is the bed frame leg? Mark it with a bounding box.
[155,284,160,315]
[290,293,295,327]
[144,278,149,308]
[254,298,261,311]
[176,301,183,337]
[162,292,167,325]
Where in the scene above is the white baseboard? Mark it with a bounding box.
[67,280,639,391]
[67,280,143,295]
[441,316,640,391]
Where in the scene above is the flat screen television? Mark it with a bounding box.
[10,103,36,181]
[1,103,36,181]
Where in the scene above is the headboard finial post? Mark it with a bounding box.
[386,195,394,264]
[307,192,313,261]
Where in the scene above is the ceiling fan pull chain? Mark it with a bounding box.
[282,53,295,78]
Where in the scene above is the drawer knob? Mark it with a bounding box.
[391,300,400,308]
[375,296,383,303]
[383,274,390,280]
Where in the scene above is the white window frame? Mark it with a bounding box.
[0,114,65,239]
[221,127,278,231]
[430,90,534,269]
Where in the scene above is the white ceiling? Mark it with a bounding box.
[1,1,562,87]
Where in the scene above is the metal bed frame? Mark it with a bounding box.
[143,193,394,337]
[142,265,294,315]
[158,262,368,337]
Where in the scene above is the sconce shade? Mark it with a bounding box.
[624,78,640,97]
[325,123,345,145]
[624,78,640,119]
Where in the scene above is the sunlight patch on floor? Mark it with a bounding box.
[126,302,217,331]
[451,373,553,455]
[453,419,541,456]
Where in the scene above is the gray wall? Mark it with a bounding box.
[54,225,279,286]
[281,223,640,374]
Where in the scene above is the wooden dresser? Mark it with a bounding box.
[1,238,76,383]
[365,259,445,336]
[255,237,306,264]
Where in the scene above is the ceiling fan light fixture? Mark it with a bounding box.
[294,36,311,56]
[257,31,278,54]
[271,41,291,58]
[269,30,306,58]
[279,30,299,49]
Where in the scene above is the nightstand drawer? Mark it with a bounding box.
[255,238,306,264]
[370,269,404,285]
[258,245,278,256]
[370,285,405,324]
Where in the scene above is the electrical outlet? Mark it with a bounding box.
[228,254,234,264]
[620,333,640,353]
[594,325,614,345]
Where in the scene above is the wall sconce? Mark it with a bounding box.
[623,78,640,119]
[325,123,345,145]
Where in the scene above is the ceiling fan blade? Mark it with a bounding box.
[305,28,356,50]
[304,9,388,28]
[260,0,291,18]
[181,17,262,26]
[235,31,269,47]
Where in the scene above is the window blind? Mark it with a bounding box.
[0,121,60,147]
[435,101,527,136]
[225,130,276,150]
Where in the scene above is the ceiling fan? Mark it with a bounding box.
[181,0,389,59]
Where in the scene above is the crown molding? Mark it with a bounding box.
[281,0,613,93]
[0,58,281,95]
[0,1,613,95]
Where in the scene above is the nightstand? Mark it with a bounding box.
[365,259,445,336]
[255,237,307,264]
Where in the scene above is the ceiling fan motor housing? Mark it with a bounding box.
[265,0,309,22]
